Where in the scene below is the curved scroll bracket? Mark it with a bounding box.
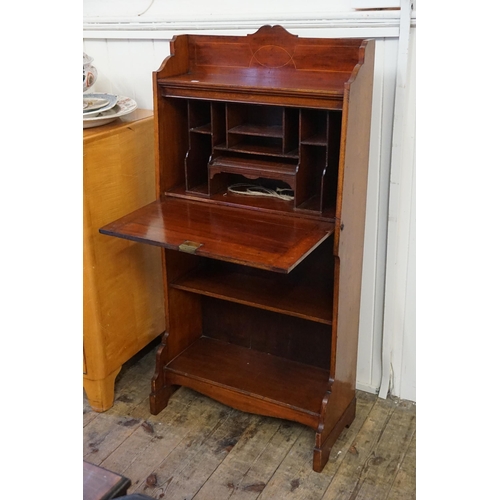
[150,332,177,415]
[312,383,356,472]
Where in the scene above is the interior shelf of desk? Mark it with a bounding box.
[171,257,333,325]
[173,97,342,215]
[165,336,330,427]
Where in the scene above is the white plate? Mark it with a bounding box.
[83,93,118,117]
[83,96,137,129]
[83,97,108,112]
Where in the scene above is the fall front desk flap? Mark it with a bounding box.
[99,198,334,274]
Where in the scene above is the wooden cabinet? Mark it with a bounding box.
[99,26,375,471]
[83,110,165,412]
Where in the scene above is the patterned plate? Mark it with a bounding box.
[83,93,118,117]
[83,96,137,129]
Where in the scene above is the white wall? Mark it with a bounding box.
[83,1,416,402]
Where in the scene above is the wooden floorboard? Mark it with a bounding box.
[83,342,416,499]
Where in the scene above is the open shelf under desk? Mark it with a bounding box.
[165,336,331,428]
[171,265,333,325]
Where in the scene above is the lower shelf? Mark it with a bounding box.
[165,336,331,429]
[171,265,333,325]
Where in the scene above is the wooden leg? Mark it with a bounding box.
[150,333,176,415]
[83,366,121,412]
[313,397,356,472]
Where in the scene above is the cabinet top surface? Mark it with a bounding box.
[83,109,153,142]
[156,26,371,104]
[158,68,352,100]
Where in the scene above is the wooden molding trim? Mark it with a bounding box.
[83,11,416,40]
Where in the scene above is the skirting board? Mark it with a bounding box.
[356,382,380,395]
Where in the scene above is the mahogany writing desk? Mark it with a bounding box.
[100,26,375,472]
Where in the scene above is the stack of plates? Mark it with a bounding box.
[83,93,137,129]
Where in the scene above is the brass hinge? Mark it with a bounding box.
[178,241,203,254]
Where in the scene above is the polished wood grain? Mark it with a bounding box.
[99,197,334,273]
[171,263,333,325]
[99,26,375,472]
[165,336,331,428]
[201,296,331,368]
[321,40,377,458]
[155,26,365,110]
[159,69,350,108]
[83,111,165,412]
[153,36,191,198]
